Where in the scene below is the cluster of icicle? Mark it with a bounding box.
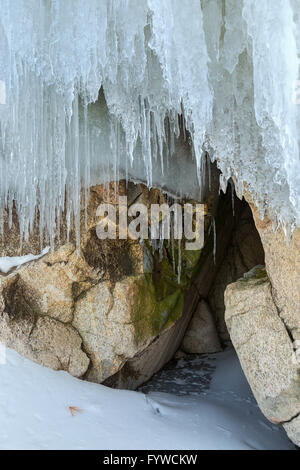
[0,0,300,246]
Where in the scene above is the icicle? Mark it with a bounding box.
[230,180,235,217]
[212,217,217,265]
[177,240,182,285]
[0,0,298,248]
[171,227,176,274]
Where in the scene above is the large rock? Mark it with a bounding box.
[0,273,89,377]
[248,202,300,342]
[181,300,221,354]
[72,274,191,384]
[246,202,300,446]
[225,266,300,446]
[284,415,300,446]
[103,280,200,389]
[18,244,98,323]
[0,180,217,386]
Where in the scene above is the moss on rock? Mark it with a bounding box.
[130,239,202,345]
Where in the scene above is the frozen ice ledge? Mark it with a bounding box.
[0,0,299,244]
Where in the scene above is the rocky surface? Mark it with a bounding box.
[104,187,245,388]
[103,284,199,390]
[0,269,90,377]
[0,180,217,385]
[1,171,252,390]
[249,202,300,343]
[225,266,300,446]
[248,203,300,447]
[208,203,265,342]
[181,300,221,354]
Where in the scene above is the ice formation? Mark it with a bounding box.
[0,0,300,244]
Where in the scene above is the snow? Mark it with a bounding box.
[0,247,49,274]
[0,346,294,450]
[0,1,300,244]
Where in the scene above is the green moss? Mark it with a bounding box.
[130,193,233,345]
[254,267,267,279]
[130,239,202,345]
[233,266,268,291]
[131,273,185,345]
[241,266,268,282]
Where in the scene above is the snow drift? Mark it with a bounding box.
[0,346,294,450]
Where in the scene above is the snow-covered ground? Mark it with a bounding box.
[0,346,294,450]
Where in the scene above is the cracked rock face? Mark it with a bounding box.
[72,277,160,383]
[225,266,300,447]
[0,241,156,381]
[0,271,90,377]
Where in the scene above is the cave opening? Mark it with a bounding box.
[103,176,265,393]
[139,186,265,386]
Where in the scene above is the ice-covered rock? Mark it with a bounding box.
[0,1,300,245]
